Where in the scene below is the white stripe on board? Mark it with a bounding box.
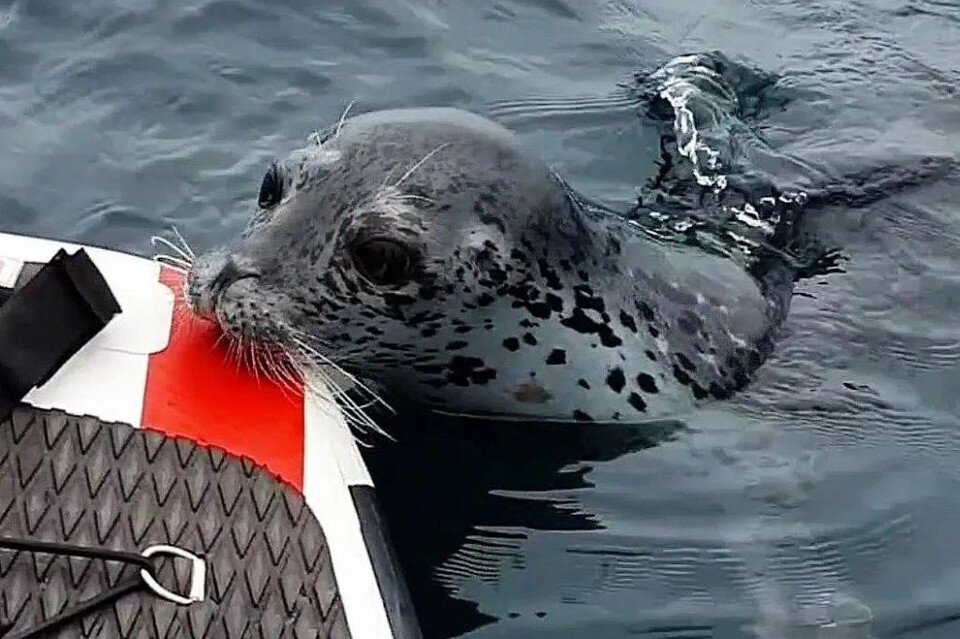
[302,374,392,639]
[0,255,23,287]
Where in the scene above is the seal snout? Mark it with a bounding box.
[187,250,260,319]
[210,257,260,301]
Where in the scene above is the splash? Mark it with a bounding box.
[653,55,729,192]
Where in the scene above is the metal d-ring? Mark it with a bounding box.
[139,545,206,606]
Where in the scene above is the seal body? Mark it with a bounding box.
[188,108,790,424]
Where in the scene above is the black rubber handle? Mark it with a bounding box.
[0,248,121,418]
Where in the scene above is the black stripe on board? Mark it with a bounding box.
[350,485,424,639]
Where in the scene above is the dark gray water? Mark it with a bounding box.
[2,0,959,637]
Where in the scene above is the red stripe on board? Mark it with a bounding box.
[142,268,306,489]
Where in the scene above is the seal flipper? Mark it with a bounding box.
[627,51,955,289]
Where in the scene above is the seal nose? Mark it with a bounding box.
[209,257,260,301]
[188,251,260,318]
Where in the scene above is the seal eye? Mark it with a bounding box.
[353,239,416,286]
[258,163,284,209]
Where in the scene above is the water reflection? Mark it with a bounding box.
[364,415,686,637]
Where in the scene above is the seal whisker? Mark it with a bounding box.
[213,329,231,351]
[247,340,266,385]
[151,236,194,265]
[395,192,435,205]
[334,101,355,139]
[171,225,196,260]
[224,335,239,369]
[234,335,248,373]
[153,257,188,274]
[153,253,192,269]
[291,335,394,413]
[267,317,395,427]
[263,350,300,399]
[287,337,395,440]
[393,142,451,188]
[264,348,303,397]
[239,334,253,377]
[297,359,391,442]
[281,322,365,367]
[248,341,265,385]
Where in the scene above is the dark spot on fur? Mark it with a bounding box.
[673,365,693,386]
[606,367,626,393]
[677,353,697,371]
[645,350,657,361]
[709,382,732,400]
[578,379,590,389]
[573,285,604,313]
[572,410,593,422]
[446,356,497,386]
[636,301,655,322]
[560,308,622,347]
[446,341,468,351]
[599,326,622,348]
[628,393,647,412]
[619,310,637,333]
[477,292,496,307]
[523,333,537,346]
[488,267,508,285]
[383,292,416,306]
[545,293,564,313]
[478,210,506,234]
[546,349,566,365]
[503,337,520,352]
[636,373,658,394]
[677,311,703,336]
[524,301,554,320]
[537,259,563,290]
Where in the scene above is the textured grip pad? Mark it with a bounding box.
[0,406,352,639]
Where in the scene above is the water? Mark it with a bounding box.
[1,0,959,637]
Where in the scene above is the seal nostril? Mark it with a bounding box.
[210,258,260,302]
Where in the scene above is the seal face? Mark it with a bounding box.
[188,107,789,424]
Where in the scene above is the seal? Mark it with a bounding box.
[185,102,793,425]
[183,54,950,425]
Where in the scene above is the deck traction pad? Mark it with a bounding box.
[0,406,352,639]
